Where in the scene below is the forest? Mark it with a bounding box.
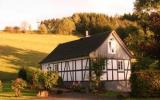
[39,0,160,71]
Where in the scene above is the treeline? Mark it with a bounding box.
[40,13,139,38]
[3,21,32,33]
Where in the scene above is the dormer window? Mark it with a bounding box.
[108,38,116,54]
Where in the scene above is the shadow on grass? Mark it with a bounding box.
[0,94,13,97]
[0,71,17,81]
[0,45,47,81]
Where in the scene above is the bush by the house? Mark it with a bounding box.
[71,81,86,93]
[18,68,27,81]
[33,71,59,90]
[0,80,3,92]
[11,78,27,97]
[130,70,160,97]
[57,76,64,88]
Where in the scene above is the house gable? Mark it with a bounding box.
[90,31,132,59]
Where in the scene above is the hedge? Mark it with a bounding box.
[130,70,160,97]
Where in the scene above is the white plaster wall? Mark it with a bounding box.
[108,70,112,80]
[118,73,124,80]
[83,71,89,81]
[76,60,81,70]
[42,64,48,72]
[113,71,117,80]
[76,71,82,81]
[107,60,112,69]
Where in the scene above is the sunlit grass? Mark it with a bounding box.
[0,32,79,80]
[0,81,37,100]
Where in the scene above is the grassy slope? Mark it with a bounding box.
[0,81,37,100]
[0,32,79,80]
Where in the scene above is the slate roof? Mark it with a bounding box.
[40,31,110,64]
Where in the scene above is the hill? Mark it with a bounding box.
[0,32,79,80]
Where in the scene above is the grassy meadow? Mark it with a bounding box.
[0,32,79,80]
[0,81,37,100]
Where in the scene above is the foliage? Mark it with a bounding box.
[33,70,59,90]
[148,12,160,35]
[11,78,27,97]
[4,26,24,33]
[13,26,21,33]
[121,13,138,21]
[71,81,86,93]
[0,81,36,100]
[0,80,3,92]
[90,58,105,89]
[38,23,48,34]
[55,18,76,34]
[134,0,160,13]
[130,70,160,97]
[18,68,27,81]
[41,13,137,36]
[57,76,64,88]
[133,0,160,69]
[4,26,14,33]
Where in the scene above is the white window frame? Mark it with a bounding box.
[108,38,116,54]
[117,60,124,71]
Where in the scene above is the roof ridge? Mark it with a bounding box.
[40,31,111,64]
[59,31,110,45]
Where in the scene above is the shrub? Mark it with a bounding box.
[57,76,64,88]
[0,80,3,92]
[18,68,27,81]
[11,78,27,97]
[130,70,160,97]
[33,71,59,91]
[71,81,85,93]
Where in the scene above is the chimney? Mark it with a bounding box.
[85,30,90,37]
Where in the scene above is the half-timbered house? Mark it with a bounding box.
[40,31,132,91]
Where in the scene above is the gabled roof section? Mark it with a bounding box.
[111,31,133,58]
[40,31,110,64]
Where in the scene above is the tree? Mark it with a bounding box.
[134,0,160,13]
[13,26,21,33]
[134,0,160,34]
[4,26,14,33]
[141,12,160,68]
[11,78,27,97]
[38,24,48,34]
[18,68,27,81]
[21,21,28,33]
[33,71,59,90]
[90,58,105,89]
[134,0,160,69]
[0,80,3,92]
[55,18,75,34]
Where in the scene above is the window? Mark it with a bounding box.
[117,60,124,71]
[54,64,58,71]
[108,38,116,54]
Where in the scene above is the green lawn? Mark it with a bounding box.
[0,32,79,80]
[0,81,37,100]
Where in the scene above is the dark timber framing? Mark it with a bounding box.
[45,58,130,82]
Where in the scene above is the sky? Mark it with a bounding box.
[0,0,135,30]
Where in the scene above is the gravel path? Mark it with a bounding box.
[33,92,118,100]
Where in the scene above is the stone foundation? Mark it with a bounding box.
[103,81,130,92]
[63,81,130,92]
